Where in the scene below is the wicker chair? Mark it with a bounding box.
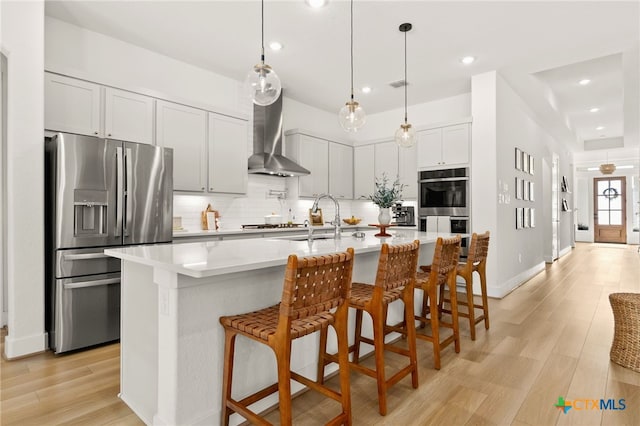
[219,249,355,426]
[414,235,462,370]
[609,293,640,373]
[437,231,490,341]
[318,241,420,416]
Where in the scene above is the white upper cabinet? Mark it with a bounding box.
[353,144,375,200]
[374,141,399,180]
[398,142,418,199]
[104,87,154,144]
[417,123,470,169]
[328,142,353,199]
[208,113,248,194]
[45,73,101,136]
[442,124,470,166]
[156,100,207,192]
[287,133,329,198]
[417,128,442,168]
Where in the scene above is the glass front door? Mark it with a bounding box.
[594,176,626,243]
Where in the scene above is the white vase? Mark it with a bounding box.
[378,207,391,225]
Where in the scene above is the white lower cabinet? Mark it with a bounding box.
[45,73,101,137]
[353,145,375,200]
[104,87,154,144]
[207,113,248,194]
[329,142,353,199]
[156,100,207,192]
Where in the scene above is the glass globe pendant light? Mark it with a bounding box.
[338,0,366,132]
[244,0,282,106]
[394,23,416,148]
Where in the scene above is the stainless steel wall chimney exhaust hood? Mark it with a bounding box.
[248,92,310,177]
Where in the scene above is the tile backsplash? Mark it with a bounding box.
[173,174,416,231]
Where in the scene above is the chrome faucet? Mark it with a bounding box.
[311,194,341,240]
[303,219,313,240]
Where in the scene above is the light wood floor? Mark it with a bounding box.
[2,242,639,425]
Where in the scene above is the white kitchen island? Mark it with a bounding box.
[105,230,457,426]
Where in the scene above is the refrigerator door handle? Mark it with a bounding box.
[115,146,123,237]
[63,277,121,290]
[124,147,133,237]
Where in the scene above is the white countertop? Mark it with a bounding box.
[172,224,367,238]
[106,230,452,278]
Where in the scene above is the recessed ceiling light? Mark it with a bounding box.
[579,79,591,85]
[460,56,475,65]
[589,107,600,113]
[306,0,328,8]
[269,41,283,51]
[596,126,605,130]
[361,86,372,94]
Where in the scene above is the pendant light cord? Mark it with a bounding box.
[261,0,265,62]
[350,0,354,101]
[404,29,408,124]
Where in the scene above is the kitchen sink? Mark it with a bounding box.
[280,235,335,241]
[282,235,335,241]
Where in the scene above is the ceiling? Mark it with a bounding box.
[44,0,640,156]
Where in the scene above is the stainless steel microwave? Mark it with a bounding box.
[418,167,470,217]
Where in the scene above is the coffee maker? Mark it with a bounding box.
[391,203,416,226]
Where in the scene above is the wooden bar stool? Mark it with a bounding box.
[438,231,490,341]
[413,235,462,370]
[318,241,420,416]
[219,249,355,426]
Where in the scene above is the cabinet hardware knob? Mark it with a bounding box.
[108,133,112,137]
[94,131,98,135]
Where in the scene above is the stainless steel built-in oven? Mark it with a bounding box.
[418,167,469,217]
[418,167,470,256]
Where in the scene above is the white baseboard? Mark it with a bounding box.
[487,261,546,299]
[559,246,572,258]
[3,331,47,359]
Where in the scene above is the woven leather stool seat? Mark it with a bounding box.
[348,282,404,308]
[221,305,335,341]
[609,293,640,373]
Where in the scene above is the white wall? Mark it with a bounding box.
[471,71,574,298]
[1,0,46,358]
[470,72,499,296]
[351,93,471,144]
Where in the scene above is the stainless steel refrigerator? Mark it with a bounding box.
[45,133,173,353]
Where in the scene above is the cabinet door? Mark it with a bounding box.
[208,113,248,194]
[297,135,328,198]
[104,87,154,144]
[45,73,101,136]
[353,145,375,200]
[156,100,207,192]
[398,143,418,199]
[374,141,399,181]
[417,128,443,168]
[329,142,353,199]
[441,123,470,166]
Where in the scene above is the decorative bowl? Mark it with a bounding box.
[343,217,362,225]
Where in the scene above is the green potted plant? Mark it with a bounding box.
[368,173,405,224]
